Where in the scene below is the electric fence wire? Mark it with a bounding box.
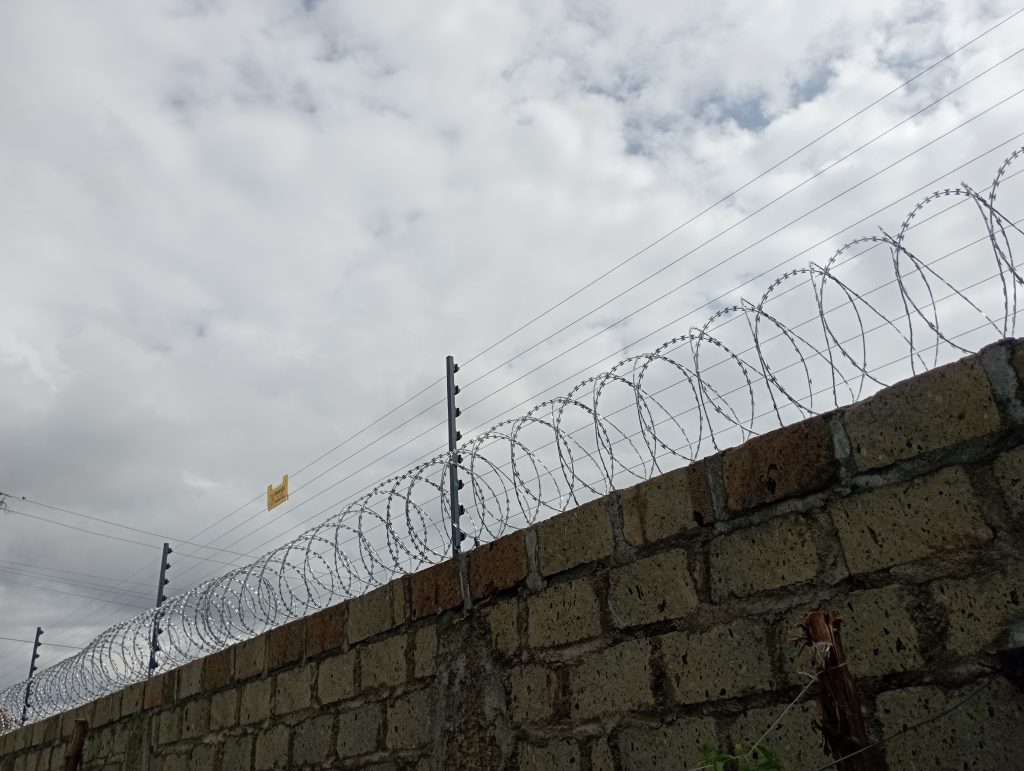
[1,142,1020,726]
[1,3,1020,705]
[4,121,1016,686]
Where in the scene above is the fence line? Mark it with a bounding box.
[1,147,1021,729]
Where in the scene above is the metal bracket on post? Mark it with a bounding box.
[21,626,42,724]
[148,542,172,675]
[446,355,466,557]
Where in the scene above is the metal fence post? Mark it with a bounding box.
[445,355,465,557]
[20,626,42,724]
[148,542,172,675]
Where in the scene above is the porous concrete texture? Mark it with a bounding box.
[570,639,654,719]
[723,415,836,510]
[317,650,356,705]
[931,564,1024,657]
[728,701,823,770]
[348,582,402,644]
[517,738,580,771]
[266,618,305,671]
[336,702,382,759]
[708,514,820,600]
[360,633,407,691]
[526,576,601,648]
[409,560,461,619]
[5,341,1024,771]
[615,717,717,771]
[469,530,528,600]
[843,355,1001,471]
[607,551,699,627]
[506,664,559,725]
[619,462,712,545]
[876,680,1024,769]
[829,466,991,574]
[661,620,773,704]
[536,498,614,576]
[386,689,431,750]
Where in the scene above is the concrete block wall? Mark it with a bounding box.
[4,340,1024,770]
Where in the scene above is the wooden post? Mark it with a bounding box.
[801,609,878,771]
[63,718,88,771]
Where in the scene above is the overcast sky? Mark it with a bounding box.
[1,0,1023,691]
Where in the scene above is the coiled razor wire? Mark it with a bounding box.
[2,148,1023,729]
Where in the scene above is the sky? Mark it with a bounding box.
[1,0,1023,693]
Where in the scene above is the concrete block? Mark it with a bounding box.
[273,663,313,715]
[779,586,923,685]
[120,682,145,718]
[536,498,614,576]
[729,701,824,770]
[155,752,190,771]
[621,461,715,547]
[222,734,254,771]
[469,530,528,600]
[191,744,217,771]
[839,585,924,676]
[410,560,462,619]
[210,688,238,730]
[317,650,356,704]
[877,679,1024,769]
[336,702,382,759]
[157,708,181,745]
[662,620,772,704]
[266,617,305,671]
[506,664,559,725]
[830,467,991,574]
[386,688,431,750]
[486,599,519,656]
[292,714,335,766]
[709,515,820,601]
[182,697,209,739]
[993,444,1024,520]
[239,679,272,725]
[932,564,1024,656]
[723,416,836,510]
[608,551,699,628]
[144,671,175,710]
[177,659,204,699]
[234,636,267,681]
[590,737,615,771]
[306,601,348,657]
[617,717,718,771]
[254,724,289,771]
[527,577,601,648]
[93,693,120,728]
[414,624,437,679]
[843,356,1000,471]
[202,648,233,691]
[570,639,653,719]
[348,583,401,644]
[360,634,408,691]
[518,739,580,771]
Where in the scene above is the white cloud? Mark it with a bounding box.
[0,0,1022,691]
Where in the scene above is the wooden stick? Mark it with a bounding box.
[801,609,878,771]
[63,719,88,771]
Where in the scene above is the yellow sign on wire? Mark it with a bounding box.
[267,474,289,511]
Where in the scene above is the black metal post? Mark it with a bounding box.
[445,356,465,556]
[148,542,172,674]
[21,626,42,723]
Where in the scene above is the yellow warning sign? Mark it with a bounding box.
[267,474,289,511]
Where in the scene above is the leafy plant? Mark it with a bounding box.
[699,743,783,771]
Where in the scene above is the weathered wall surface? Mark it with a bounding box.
[4,340,1024,770]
